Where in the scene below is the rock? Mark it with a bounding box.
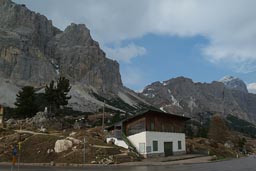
[30,112,48,125]
[73,121,80,130]
[38,126,47,133]
[224,141,234,148]
[91,161,97,164]
[47,149,50,154]
[212,155,217,160]
[54,139,73,153]
[50,161,55,166]
[6,118,16,125]
[69,132,76,137]
[66,137,81,145]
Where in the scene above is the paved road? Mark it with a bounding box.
[1,155,256,171]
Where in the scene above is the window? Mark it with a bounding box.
[153,140,158,151]
[178,141,182,150]
[139,143,145,153]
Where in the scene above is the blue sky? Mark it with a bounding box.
[14,0,256,92]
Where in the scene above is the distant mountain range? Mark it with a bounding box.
[139,76,256,123]
[1,0,256,125]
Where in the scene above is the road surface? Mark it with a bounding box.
[1,155,256,171]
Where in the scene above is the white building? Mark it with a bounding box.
[107,109,189,158]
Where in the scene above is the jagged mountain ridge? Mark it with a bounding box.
[0,0,149,112]
[219,76,248,93]
[139,76,256,124]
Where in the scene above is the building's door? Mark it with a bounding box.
[164,142,173,156]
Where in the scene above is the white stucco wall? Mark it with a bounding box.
[106,137,129,149]
[128,131,186,156]
[127,132,147,154]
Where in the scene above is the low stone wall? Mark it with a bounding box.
[145,152,165,158]
[173,151,186,155]
[144,151,186,158]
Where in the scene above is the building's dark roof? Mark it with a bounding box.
[124,109,190,122]
[106,109,190,131]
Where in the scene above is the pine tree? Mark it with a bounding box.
[14,86,38,118]
[45,77,71,113]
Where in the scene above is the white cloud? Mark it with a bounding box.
[247,83,256,94]
[15,0,256,72]
[103,44,146,63]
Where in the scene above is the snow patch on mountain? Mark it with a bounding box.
[219,76,248,93]
[170,94,182,108]
[160,106,167,112]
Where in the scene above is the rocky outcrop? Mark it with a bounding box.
[0,0,121,92]
[46,23,122,93]
[0,0,147,112]
[140,76,256,123]
[0,0,59,86]
[219,76,248,93]
[0,78,19,107]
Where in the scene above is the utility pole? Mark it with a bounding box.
[102,100,105,130]
[18,142,21,171]
[18,120,21,171]
[83,137,86,165]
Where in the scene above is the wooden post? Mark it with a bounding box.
[0,105,3,128]
[102,101,105,130]
[83,137,86,165]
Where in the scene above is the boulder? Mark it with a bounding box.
[54,139,73,153]
[224,141,235,148]
[66,137,82,145]
[30,112,48,125]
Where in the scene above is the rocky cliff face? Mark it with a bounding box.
[0,0,146,112]
[219,76,248,93]
[0,0,122,92]
[139,77,256,123]
[0,0,59,86]
[46,23,122,93]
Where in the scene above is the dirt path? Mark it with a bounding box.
[15,130,47,135]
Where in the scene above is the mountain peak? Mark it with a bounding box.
[219,76,248,93]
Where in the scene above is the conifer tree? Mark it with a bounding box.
[45,77,71,113]
[15,86,38,118]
